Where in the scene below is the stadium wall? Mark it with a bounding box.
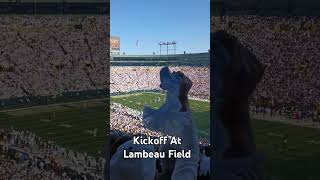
[111,52,209,67]
[0,89,108,111]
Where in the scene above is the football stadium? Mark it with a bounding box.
[212,0,320,179]
[0,13,108,179]
[109,1,212,178]
[109,53,211,178]
[110,53,210,141]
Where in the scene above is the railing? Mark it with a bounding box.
[110,53,210,67]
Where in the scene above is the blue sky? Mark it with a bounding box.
[110,0,210,55]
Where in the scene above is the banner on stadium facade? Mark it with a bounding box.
[110,36,120,51]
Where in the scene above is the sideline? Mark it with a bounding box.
[253,113,320,129]
[0,98,107,113]
[111,91,210,102]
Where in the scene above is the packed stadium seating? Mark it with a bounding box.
[0,15,109,179]
[212,15,320,123]
[111,66,210,100]
[0,15,109,100]
[0,128,104,179]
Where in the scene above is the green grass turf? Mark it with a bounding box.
[2,91,320,179]
[252,120,320,180]
[111,92,210,138]
[111,92,320,180]
[0,99,107,156]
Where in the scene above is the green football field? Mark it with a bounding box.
[1,92,319,179]
[0,99,107,156]
[253,120,320,180]
[111,92,320,180]
[111,92,210,138]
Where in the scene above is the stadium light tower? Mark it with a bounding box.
[158,41,177,55]
[159,42,165,55]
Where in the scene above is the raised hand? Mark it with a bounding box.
[212,30,265,106]
[212,30,265,157]
[176,71,193,112]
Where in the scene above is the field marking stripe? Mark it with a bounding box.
[193,110,210,113]
[112,91,210,102]
[142,92,210,102]
[197,129,209,136]
[111,93,145,98]
[0,98,107,113]
[254,118,320,130]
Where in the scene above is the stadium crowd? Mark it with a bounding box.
[110,103,210,145]
[213,15,320,123]
[0,15,109,99]
[110,103,159,137]
[0,128,105,180]
[0,15,109,178]
[0,159,72,180]
[111,66,210,100]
